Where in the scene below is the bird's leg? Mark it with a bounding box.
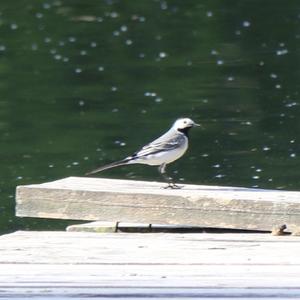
[158,164,182,189]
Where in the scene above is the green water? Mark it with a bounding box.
[1,0,300,233]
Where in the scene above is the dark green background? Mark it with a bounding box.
[1,0,300,233]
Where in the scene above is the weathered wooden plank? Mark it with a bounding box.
[16,176,300,232]
[65,221,230,233]
[1,231,300,298]
[2,231,300,265]
[66,221,150,233]
[2,285,300,300]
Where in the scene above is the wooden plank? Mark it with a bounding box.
[1,231,300,298]
[16,176,300,232]
[66,221,264,233]
[66,221,150,233]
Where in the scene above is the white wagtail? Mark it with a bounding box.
[86,118,200,188]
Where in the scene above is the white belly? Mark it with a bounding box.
[134,141,188,166]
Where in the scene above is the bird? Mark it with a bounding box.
[86,117,200,188]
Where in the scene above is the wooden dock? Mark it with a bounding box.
[1,230,300,298]
[8,177,300,298]
[16,176,300,233]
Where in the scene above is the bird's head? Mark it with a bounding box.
[173,118,200,132]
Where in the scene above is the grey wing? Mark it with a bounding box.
[133,133,185,158]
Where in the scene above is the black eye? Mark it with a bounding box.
[184,120,187,124]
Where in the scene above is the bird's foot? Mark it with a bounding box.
[163,182,183,189]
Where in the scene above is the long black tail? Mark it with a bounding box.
[85,157,132,176]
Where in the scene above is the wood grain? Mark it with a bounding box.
[1,231,300,298]
[16,176,300,232]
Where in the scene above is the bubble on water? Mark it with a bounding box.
[125,39,133,45]
[10,23,18,30]
[50,48,57,54]
[72,161,79,166]
[259,61,265,66]
[139,53,145,58]
[31,43,38,51]
[75,68,82,73]
[0,45,6,51]
[63,57,69,62]
[111,86,118,92]
[201,153,209,157]
[112,108,119,113]
[120,25,128,32]
[43,3,51,9]
[155,97,163,103]
[44,37,52,43]
[275,84,281,89]
[217,60,224,65]
[252,175,260,180]
[276,49,288,56]
[242,121,252,126]
[54,54,62,60]
[78,100,85,106]
[215,174,225,178]
[48,164,54,168]
[36,12,43,19]
[285,102,298,108]
[256,169,262,172]
[90,42,97,48]
[160,1,168,10]
[83,156,89,160]
[80,50,87,56]
[290,140,295,144]
[98,66,104,71]
[141,109,147,114]
[227,76,234,81]
[263,146,271,151]
[110,12,119,18]
[139,16,146,22]
[206,11,213,17]
[211,49,218,55]
[270,73,278,79]
[113,30,120,36]
[159,52,167,58]
[290,153,296,158]
[68,36,76,43]
[16,176,23,180]
[235,30,241,35]
[212,164,221,168]
[242,20,251,27]
[97,17,103,22]
[144,92,157,97]
[228,132,237,136]
[120,142,126,147]
[58,41,65,46]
